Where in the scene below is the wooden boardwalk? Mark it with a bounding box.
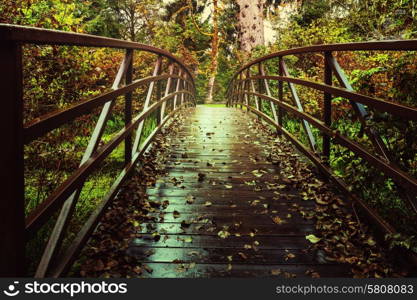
[126,106,350,278]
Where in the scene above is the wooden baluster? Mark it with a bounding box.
[249,67,260,120]
[259,62,278,123]
[230,80,236,107]
[235,79,239,107]
[257,63,264,113]
[239,72,244,108]
[180,74,187,106]
[233,74,240,107]
[251,87,260,112]
[278,56,284,129]
[234,75,239,108]
[231,80,236,107]
[245,68,251,112]
[156,63,163,125]
[323,51,332,163]
[183,79,187,106]
[173,69,183,110]
[280,59,316,151]
[0,42,25,277]
[133,56,163,153]
[166,65,176,113]
[124,49,133,165]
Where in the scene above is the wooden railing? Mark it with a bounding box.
[226,41,417,245]
[0,24,196,277]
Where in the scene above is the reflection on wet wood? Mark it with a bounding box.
[128,106,350,278]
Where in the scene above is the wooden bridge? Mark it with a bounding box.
[1,24,417,278]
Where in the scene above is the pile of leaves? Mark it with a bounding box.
[74,110,189,277]
[256,120,407,278]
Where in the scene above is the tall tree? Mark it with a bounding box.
[108,0,159,42]
[206,0,220,103]
[236,0,266,53]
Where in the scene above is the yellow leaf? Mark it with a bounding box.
[306,234,321,243]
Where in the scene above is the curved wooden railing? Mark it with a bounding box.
[226,41,417,245]
[0,24,196,277]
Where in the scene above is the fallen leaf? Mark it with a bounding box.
[252,169,267,178]
[186,195,195,204]
[272,216,285,225]
[271,269,282,276]
[218,230,230,239]
[306,234,321,244]
[184,237,193,243]
[181,220,191,228]
[133,220,140,227]
[198,173,206,182]
[366,238,376,246]
[285,253,296,261]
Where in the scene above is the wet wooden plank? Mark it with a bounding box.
[138,263,351,278]
[153,203,311,214]
[146,195,314,204]
[127,247,326,265]
[145,212,313,225]
[137,222,315,236]
[131,234,311,249]
[127,106,346,278]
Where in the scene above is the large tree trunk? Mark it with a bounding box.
[206,0,219,103]
[236,0,265,53]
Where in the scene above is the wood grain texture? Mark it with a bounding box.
[127,106,351,278]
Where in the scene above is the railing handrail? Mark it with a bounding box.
[236,39,417,75]
[0,23,195,84]
[226,39,417,96]
[0,24,197,277]
[226,41,417,266]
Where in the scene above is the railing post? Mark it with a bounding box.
[280,58,316,151]
[259,62,278,123]
[239,73,242,109]
[124,49,133,165]
[323,51,332,162]
[180,74,187,106]
[173,69,182,110]
[245,69,251,112]
[278,56,284,129]
[0,42,25,276]
[133,55,162,153]
[231,80,236,107]
[257,63,264,113]
[161,64,174,119]
[185,80,189,106]
[156,75,162,125]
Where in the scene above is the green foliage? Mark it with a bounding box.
[386,233,417,253]
[292,0,331,27]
